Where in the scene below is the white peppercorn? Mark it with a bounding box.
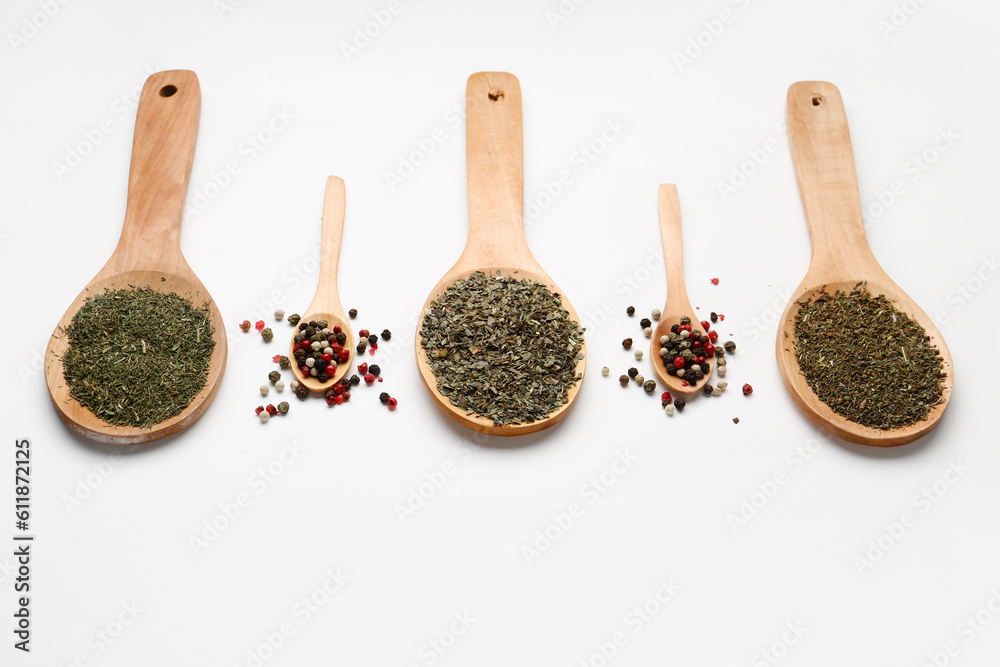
[275,380,285,392]
[634,350,643,361]
[643,327,652,338]
[664,403,675,416]
[289,380,300,390]
[717,366,727,377]
[274,309,285,320]
[718,380,728,391]
[601,366,610,377]
[651,308,661,320]
[260,385,269,396]
[259,411,270,423]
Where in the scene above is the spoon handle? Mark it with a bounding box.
[311,176,346,311]
[116,70,200,271]
[460,72,532,269]
[787,81,877,279]
[658,184,690,308]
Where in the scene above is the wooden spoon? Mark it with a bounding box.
[288,176,354,393]
[414,72,586,436]
[44,70,227,445]
[649,184,715,395]
[776,81,954,447]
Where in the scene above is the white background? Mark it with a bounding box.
[2,0,999,665]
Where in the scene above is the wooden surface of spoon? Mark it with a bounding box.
[649,184,714,394]
[414,72,586,436]
[44,70,227,445]
[776,81,953,446]
[289,176,354,392]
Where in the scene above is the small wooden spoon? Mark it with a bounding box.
[44,70,227,445]
[415,72,586,436]
[776,81,954,447]
[649,184,715,395]
[289,176,354,392]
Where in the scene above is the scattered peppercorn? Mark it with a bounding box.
[387,397,398,410]
[277,401,289,414]
[240,320,252,332]
[260,385,269,396]
[275,381,285,393]
[259,411,269,423]
[702,383,714,396]
[732,417,739,424]
[674,397,686,411]
[368,334,378,345]
[710,278,719,285]
[710,312,718,323]
[261,327,274,341]
[294,385,309,399]
[640,317,651,329]
[626,306,635,316]
[634,350,643,361]
[643,380,656,393]
[364,373,375,385]
[643,327,652,338]
[381,329,391,341]
[742,383,753,396]
[287,313,301,326]
[349,374,360,386]
[369,364,381,376]
[618,375,629,387]
[664,403,675,416]
[635,375,644,385]
[627,367,638,379]
[349,308,358,319]
[268,370,281,384]
[622,338,633,350]
[274,309,285,320]
[254,405,264,415]
[379,392,390,404]
[718,381,728,391]
[255,320,265,331]
[724,341,736,354]
[266,404,278,416]
[601,366,610,376]
[651,308,661,320]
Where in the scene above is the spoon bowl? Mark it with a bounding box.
[649,185,715,395]
[44,70,227,445]
[776,81,953,446]
[414,72,586,436]
[289,176,354,392]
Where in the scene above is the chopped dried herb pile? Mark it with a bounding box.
[793,286,945,430]
[61,287,216,428]
[420,271,584,426]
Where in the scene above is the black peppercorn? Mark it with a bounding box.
[627,367,638,379]
[379,392,390,404]
[336,332,347,345]
[356,341,367,354]
[671,324,679,334]
[674,397,686,411]
[381,329,391,341]
[724,341,736,354]
[325,387,337,399]
[639,318,651,329]
[348,308,358,319]
[710,312,718,323]
[368,334,378,345]
[268,370,281,384]
[294,385,309,399]
[700,362,710,374]
[622,338,633,350]
[349,374,360,386]
[618,375,629,386]
[626,306,635,316]
[702,383,714,396]
[369,364,381,376]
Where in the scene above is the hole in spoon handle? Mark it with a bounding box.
[787,81,876,276]
[119,70,201,266]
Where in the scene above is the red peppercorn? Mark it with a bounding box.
[326,396,337,406]
[333,325,342,334]
[358,362,368,375]
[661,392,672,404]
[710,278,719,285]
[334,395,344,405]
[359,329,370,338]
[387,397,398,410]
[254,406,264,415]
[693,340,703,348]
[708,330,719,343]
[673,357,685,369]
[338,349,350,362]
[322,353,333,361]
[742,383,753,396]
[718,314,725,321]
[331,342,342,353]
[334,384,345,395]
[240,320,252,332]
[301,365,310,374]
[700,320,711,331]
[272,354,282,363]
[266,404,277,415]
[680,324,692,333]
[364,372,375,385]
[704,344,715,357]
[255,320,265,331]
[695,356,705,364]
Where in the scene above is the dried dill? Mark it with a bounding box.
[793,285,945,430]
[420,271,584,426]
[61,287,216,428]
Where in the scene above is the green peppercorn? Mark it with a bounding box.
[619,375,629,387]
[724,341,736,354]
[287,313,301,326]
[261,327,274,341]
[680,316,691,325]
[268,370,281,384]
[317,319,328,329]
[278,401,289,414]
[278,356,290,369]
[643,380,656,393]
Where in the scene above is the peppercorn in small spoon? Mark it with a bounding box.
[288,176,355,393]
[414,72,586,436]
[649,185,715,395]
[44,70,228,445]
[775,81,953,446]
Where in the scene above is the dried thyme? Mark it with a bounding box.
[793,285,945,430]
[61,287,216,428]
[419,271,584,426]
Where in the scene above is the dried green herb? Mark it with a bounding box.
[420,271,584,426]
[792,285,945,430]
[61,287,216,428]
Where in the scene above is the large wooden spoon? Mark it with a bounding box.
[776,81,954,446]
[414,72,586,436]
[649,184,714,395]
[44,70,227,445]
[288,176,354,393]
